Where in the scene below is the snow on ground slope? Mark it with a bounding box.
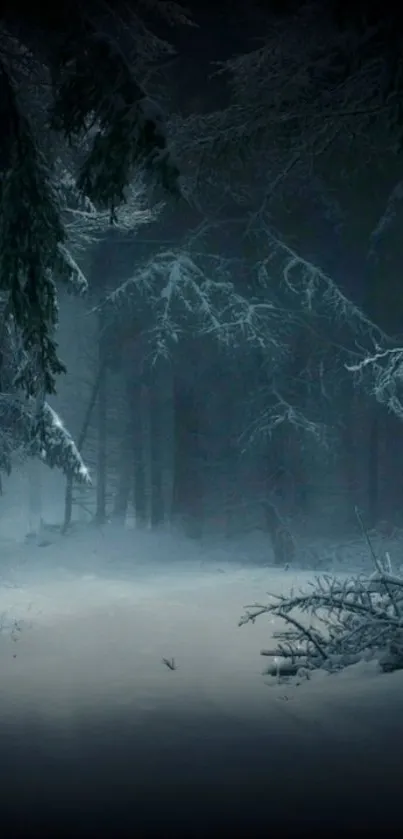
[0,527,402,833]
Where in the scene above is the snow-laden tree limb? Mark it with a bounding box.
[256,226,386,339]
[0,1,187,398]
[240,559,403,680]
[56,163,161,298]
[368,179,403,256]
[346,346,403,420]
[105,245,293,362]
[210,5,398,172]
[51,37,182,210]
[249,226,403,423]
[0,391,90,484]
[171,0,402,251]
[239,389,329,451]
[34,402,91,484]
[0,295,89,482]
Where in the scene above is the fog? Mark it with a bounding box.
[2,0,403,834]
[0,507,402,835]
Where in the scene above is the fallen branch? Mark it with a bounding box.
[240,549,403,681]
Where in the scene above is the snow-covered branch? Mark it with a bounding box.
[369,179,403,255]
[240,390,329,451]
[0,294,89,482]
[57,163,160,271]
[34,402,91,484]
[172,2,399,223]
[105,246,290,360]
[240,561,403,680]
[258,227,386,341]
[0,390,90,484]
[216,4,395,165]
[346,346,403,419]
[252,228,403,420]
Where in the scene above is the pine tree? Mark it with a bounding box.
[0,0,188,484]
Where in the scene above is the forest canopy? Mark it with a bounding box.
[1,0,403,540]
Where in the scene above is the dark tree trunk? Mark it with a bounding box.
[365,273,383,531]
[28,458,42,536]
[264,426,288,503]
[172,380,203,538]
[63,480,74,534]
[293,438,309,516]
[62,363,105,533]
[342,390,359,527]
[147,360,175,530]
[263,501,295,566]
[130,380,148,528]
[112,429,132,524]
[368,414,380,529]
[95,313,107,525]
[149,383,164,529]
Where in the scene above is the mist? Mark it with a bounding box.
[1,492,403,834]
[2,0,403,834]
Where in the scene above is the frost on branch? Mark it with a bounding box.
[51,35,181,212]
[368,179,403,258]
[258,229,382,337]
[106,247,287,361]
[212,4,402,168]
[240,390,329,452]
[56,165,159,292]
[174,3,403,218]
[240,557,403,681]
[253,230,403,421]
[135,0,195,28]
[0,385,90,485]
[32,402,91,485]
[346,347,403,421]
[0,59,66,395]
[0,57,102,395]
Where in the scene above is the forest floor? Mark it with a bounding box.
[0,525,402,834]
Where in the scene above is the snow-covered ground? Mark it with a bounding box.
[0,526,402,834]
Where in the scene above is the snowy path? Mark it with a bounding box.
[0,535,402,833]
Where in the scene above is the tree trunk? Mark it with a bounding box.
[263,501,295,566]
[130,380,148,528]
[112,414,132,524]
[63,481,74,534]
[95,313,107,525]
[265,426,288,503]
[365,272,383,531]
[172,380,203,538]
[368,413,380,529]
[159,362,175,528]
[149,382,165,529]
[148,360,174,530]
[27,457,42,536]
[62,363,105,533]
[112,458,131,523]
[342,390,359,528]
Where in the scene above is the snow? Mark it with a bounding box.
[0,526,402,833]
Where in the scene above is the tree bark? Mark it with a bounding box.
[130,380,148,528]
[95,312,107,525]
[368,413,380,529]
[27,457,42,536]
[112,412,132,524]
[342,388,359,528]
[172,380,203,538]
[263,500,295,566]
[62,363,105,533]
[148,360,175,530]
[149,382,165,529]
